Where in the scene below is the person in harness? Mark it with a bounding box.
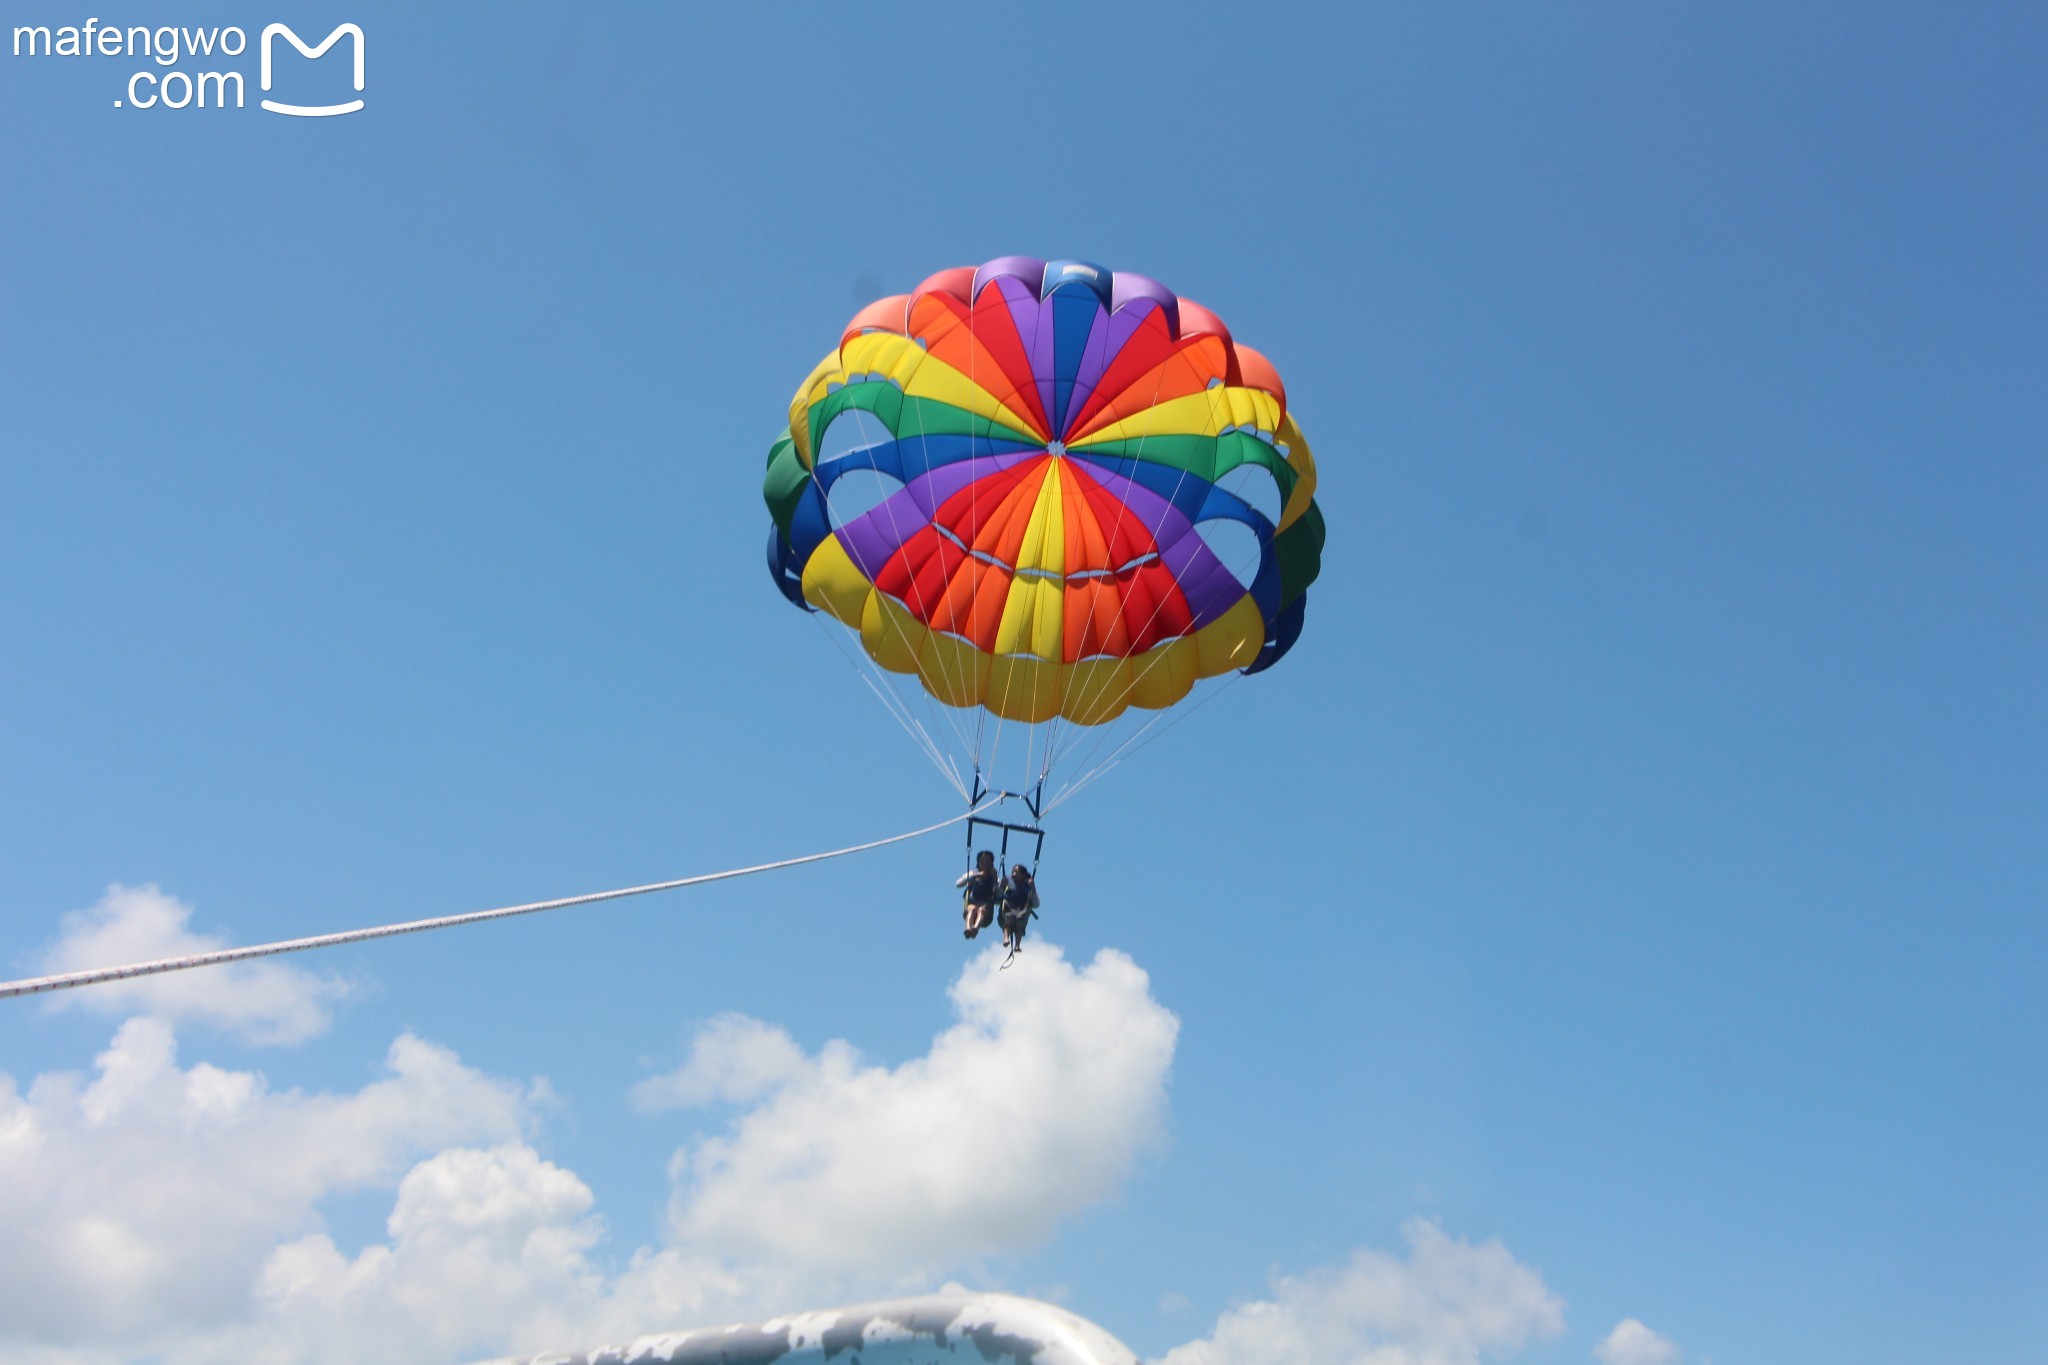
[999,864,1040,954]
[956,850,999,939]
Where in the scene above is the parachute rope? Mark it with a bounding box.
[1046,667,1247,814]
[808,608,970,800]
[0,806,986,1002]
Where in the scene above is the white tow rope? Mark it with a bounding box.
[0,806,985,1001]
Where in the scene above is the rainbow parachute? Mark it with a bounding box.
[763,257,1323,802]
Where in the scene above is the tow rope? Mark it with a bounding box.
[0,806,984,1001]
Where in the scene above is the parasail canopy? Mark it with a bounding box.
[763,257,1324,810]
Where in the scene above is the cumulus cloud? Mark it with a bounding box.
[662,943,1180,1283]
[0,938,1182,1364]
[0,1015,539,1355]
[1,915,1593,1365]
[215,1143,613,1365]
[1593,1319,1681,1365]
[1156,1220,1565,1365]
[632,1012,811,1110]
[29,884,354,1045]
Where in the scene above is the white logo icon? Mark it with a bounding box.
[259,23,363,117]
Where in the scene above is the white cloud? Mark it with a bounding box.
[663,942,1180,1283]
[1156,1220,1565,1365]
[1594,1319,1681,1365]
[0,1016,538,1353]
[222,1143,612,1365]
[29,884,354,1045]
[2,916,1590,1365]
[0,937,1182,1364]
[632,1012,810,1110]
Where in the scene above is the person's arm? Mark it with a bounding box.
[956,870,974,888]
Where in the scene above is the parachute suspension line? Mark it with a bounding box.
[861,674,968,801]
[855,421,977,790]
[973,709,988,791]
[984,659,1019,801]
[804,396,976,800]
[0,805,990,1003]
[1018,704,1042,799]
[1047,555,1251,805]
[1047,668,1245,815]
[1051,723,1079,790]
[1035,705,1069,805]
[1041,613,1217,808]
[808,611,968,800]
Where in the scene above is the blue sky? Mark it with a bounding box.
[2,4,2044,1363]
